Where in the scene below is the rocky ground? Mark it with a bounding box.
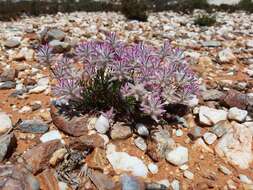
[0,10,253,190]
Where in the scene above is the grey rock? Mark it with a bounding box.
[18,120,49,134]
[146,182,167,190]
[4,39,20,48]
[110,122,132,140]
[0,133,16,161]
[120,174,144,190]
[228,107,248,122]
[165,146,188,166]
[0,112,12,135]
[0,81,16,89]
[201,41,221,47]
[188,126,202,140]
[135,123,149,137]
[49,40,71,53]
[134,137,147,152]
[210,120,231,138]
[0,68,16,82]
[246,40,253,48]
[201,89,225,101]
[47,29,65,41]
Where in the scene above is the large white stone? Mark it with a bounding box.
[165,146,188,166]
[199,106,228,126]
[106,144,148,177]
[40,130,64,144]
[0,112,12,135]
[215,123,253,169]
[218,48,236,63]
[95,115,110,134]
[228,107,248,122]
[207,0,241,5]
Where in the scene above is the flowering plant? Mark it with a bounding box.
[37,33,198,122]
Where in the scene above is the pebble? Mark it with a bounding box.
[199,106,228,126]
[136,123,149,137]
[148,163,158,174]
[95,115,110,134]
[18,106,32,113]
[134,137,147,152]
[218,48,236,63]
[120,174,145,190]
[165,146,188,166]
[18,120,49,134]
[40,130,64,144]
[4,38,20,48]
[110,122,132,140]
[210,120,230,138]
[228,107,248,122]
[171,180,180,190]
[239,174,253,185]
[47,29,66,41]
[157,179,170,188]
[183,170,194,180]
[218,165,232,175]
[188,126,202,140]
[203,132,217,145]
[0,81,16,89]
[175,129,183,137]
[0,112,12,135]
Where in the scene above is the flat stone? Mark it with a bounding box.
[218,165,232,175]
[0,164,40,190]
[18,120,49,134]
[0,81,16,89]
[228,107,248,122]
[134,137,147,152]
[120,174,145,190]
[220,89,248,109]
[165,146,188,166]
[40,130,64,144]
[110,122,132,140]
[203,132,217,145]
[239,174,253,185]
[171,180,180,190]
[22,140,63,174]
[246,40,253,48]
[148,163,158,174]
[201,40,221,47]
[0,133,17,161]
[199,106,228,126]
[4,39,20,48]
[183,170,194,180]
[0,68,16,82]
[106,144,148,177]
[49,40,71,53]
[86,147,109,171]
[37,169,60,190]
[47,29,65,41]
[201,89,225,101]
[0,112,12,135]
[210,120,231,138]
[215,123,253,169]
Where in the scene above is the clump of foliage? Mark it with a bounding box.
[121,0,149,21]
[238,0,253,13]
[194,14,216,26]
[37,33,199,123]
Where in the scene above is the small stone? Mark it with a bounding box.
[165,146,188,166]
[0,68,16,82]
[146,182,167,190]
[221,89,248,110]
[86,147,109,171]
[193,138,214,153]
[18,106,32,113]
[148,163,158,174]
[40,130,64,144]
[4,38,20,48]
[157,179,170,188]
[47,29,65,41]
[183,170,194,180]
[134,137,147,152]
[49,148,67,166]
[202,40,221,47]
[120,174,145,190]
[218,48,236,63]
[228,107,248,122]
[179,164,189,171]
[0,112,12,135]
[106,144,148,177]
[199,106,227,126]
[210,120,231,138]
[227,179,237,190]
[188,126,202,140]
[203,132,217,145]
[0,81,16,89]
[201,89,225,101]
[37,169,60,190]
[18,120,49,134]
[239,174,253,185]
[136,123,149,137]
[246,40,253,48]
[49,40,71,53]
[175,129,183,137]
[110,122,132,140]
[0,133,17,161]
[95,115,110,134]
[218,165,232,175]
[171,180,180,190]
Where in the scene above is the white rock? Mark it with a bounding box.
[40,130,64,144]
[106,144,148,177]
[218,48,236,63]
[148,163,158,174]
[218,165,232,175]
[239,174,253,185]
[175,129,183,137]
[29,77,49,94]
[0,112,12,135]
[203,132,217,145]
[165,146,188,166]
[95,115,110,134]
[208,0,241,6]
[193,138,214,153]
[199,106,228,126]
[18,106,32,113]
[228,107,248,122]
[136,123,149,137]
[246,40,253,48]
[171,180,180,190]
[183,170,194,180]
[215,123,253,169]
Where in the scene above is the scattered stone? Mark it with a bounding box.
[193,138,214,153]
[18,106,32,113]
[0,68,16,82]
[171,180,180,190]
[188,126,202,140]
[203,132,217,145]
[0,164,40,190]
[120,174,145,190]
[0,133,16,161]
[175,129,183,137]
[183,170,194,180]
[228,107,248,122]
[218,165,232,175]
[135,123,149,137]
[165,146,188,166]
[0,112,12,135]
[201,89,225,101]
[210,120,231,138]
[227,179,237,190]
[49,148,67,166]
[29,77,49,94]
[202,40,221,47]
[106,144,148,177]
[95,115,110,134]
[4,38,20,48]
[18,120,49,134]
[199,106,227,126]
[110,122,132,140]
[134,137,147,152]
[246,40,253,48]
[221,89,248,109]
[0,81,16,89]
[218,48,236,63]
[22,140,63,174]
[40,130,64,144]
[146,182,168,190]
[239,174,253,185]
[157,179,170,188]
[148,163,158,174]
[215,123,253,169]
[46,29,65,41]
[49,40,71,53]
